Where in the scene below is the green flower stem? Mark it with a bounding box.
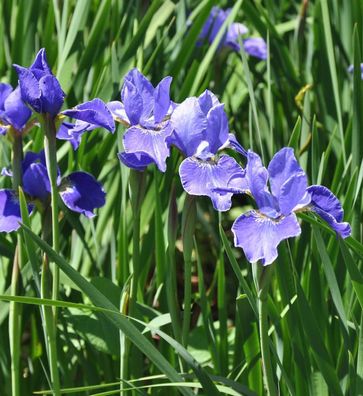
[41,254,61,396]
[181,196,196,347]
[119,289,129,396]
[166,186,182,343]
[9,133,24,396]
[42,114,60,299]
[257,264,277,396]
[41,114,61,396]
[129,173,143,317]
[126,170,145,388]
[9,245,21,396]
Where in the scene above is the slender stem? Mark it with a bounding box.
[9,133,23,396]
[182,257,192,346]
[166,186,182,343]
[119,290,129,396]
[9,246,21,396]
[41,254,61,396]
[12,134,23,189]
[125,170,144,393]
[43,114,60,297]
[257,264,277,396]
[129,212,140,315]
[41,114,61,396]
[181,196,196,347]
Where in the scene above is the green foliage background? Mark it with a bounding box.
[0,0,363,395]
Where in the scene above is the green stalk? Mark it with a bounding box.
[126,170,145,391]
[256,264,277,396]
[9,133,24,396]
[41,254,61,396]
[181,196,196,347]
[42,114,60,297]
[119,289,129,396]
[166,186,182,343]
[41,114,61,396]
[9,245,21,396]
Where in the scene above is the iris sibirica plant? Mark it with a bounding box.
[217,147,351,265]
[111,68,174,172]
[170,89,246,211]
[5,48,115,396]
[1,33,356,396]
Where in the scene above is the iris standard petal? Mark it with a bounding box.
[232,211,301,265]
[307,185,351,238]
[279,172,308,216]
[198,6,218,42]
[246,151,277,217]
[23,162,51,200]
[30,48,52,74]
[268,147,304,199]
[123,125,172,172]
[118,152,154,171]
[208,7,230,46]
[243,37,267,60]
[0,189,23,232]
[59,172,106,218]
[121,79,144,125]
[13,64,42,112]
[170,97,207,157]
[122,68,154,123]
[226,133,247,156]
[3,87,32,130]
[198,89,219,115]
[179,155,245,211]
[62,98,115,132]
[205,103,229,154]
[154,76,172,123]
[38,74,65,115]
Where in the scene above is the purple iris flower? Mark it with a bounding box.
[110,68,174,172]
[0,83,32,135]
[13,48,114,147]
[347,64,363,79]
[58,98,115,149]
[0,151,106,232]
[169,90,246,211]
[217,148,351,265]
[13,49,65,116]
[198,6,267,60]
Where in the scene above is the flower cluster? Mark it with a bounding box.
[216,148,351,264]
[109,68,350,265]
[0,49,114,232]
[0,47,351,267]
[198,6,267,60]
[1,151,105,231]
